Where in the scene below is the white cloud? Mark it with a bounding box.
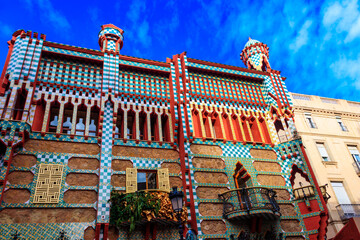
[330,55,360,89]
[289,20,313,52]
[88,7,100,24]
[126,0,152,49]
[126,0,146,24]
[33,0,70,31]
[322,0,360,42]
[137,21,151,48]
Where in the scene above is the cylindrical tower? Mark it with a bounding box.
[98,24,124,53]
[240,37,271,72]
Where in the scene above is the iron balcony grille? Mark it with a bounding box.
[293,185,315,200]
[336,204,360,221]
[218,187,280,219]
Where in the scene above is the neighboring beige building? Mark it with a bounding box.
[291,93,360,239]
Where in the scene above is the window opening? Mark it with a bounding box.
[150,113,158,141]
[75,104,87,136]
[89,105,99,136]
[139,112,147,140]
[305,113,316,129]
[274,119,287,143]
[62,103,74,134]
[137,171,157,191]
[127,110,136,139]
[336,116,348,131]
[12,88,28,120]
[48,101,60,133]
[161,114,169,142]
[32,99,46,131]
[115,108,124,139]
[316,143,331,162]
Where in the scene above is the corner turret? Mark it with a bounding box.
[98,24,124,53]
[240,37,271,72]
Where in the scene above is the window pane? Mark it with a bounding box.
[331,182,351,205]
[148,173,157,189]
[316,143,331,161]
[137,172,146,190]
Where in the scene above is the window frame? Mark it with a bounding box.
[305,113,317,129]
[137,170,158,191]
[316,142,331,162]
[336,116,348,132]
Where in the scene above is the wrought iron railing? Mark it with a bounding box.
[218,187,280,218]
[336,204,360,221]
[293,185,315,200]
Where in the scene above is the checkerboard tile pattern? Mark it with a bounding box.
[97,101,114,223]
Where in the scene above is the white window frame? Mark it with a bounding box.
[336,116,348,132]
[305,113,317,129]
[316,142,331,162]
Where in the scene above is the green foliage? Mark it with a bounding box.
[109,191,161,233]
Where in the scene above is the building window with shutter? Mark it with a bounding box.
[348,145,360,174]
[336,116,348,131]
[305,113,316,129]
[316,143,331,162]
[126,168,170,193]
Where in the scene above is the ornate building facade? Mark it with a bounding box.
[0,24,328,239]
[291,93,360,239]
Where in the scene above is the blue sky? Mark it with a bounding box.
[0,0,359,101]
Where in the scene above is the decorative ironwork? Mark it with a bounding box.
[293,184,315,200]
[218,187,280,219]
[319,184,331,202]
[336,204,360,221]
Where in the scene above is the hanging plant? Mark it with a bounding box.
[109,191,161,233]
[109,190,188,233]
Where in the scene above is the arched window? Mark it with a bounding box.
[12,88,28,120]
[127,110,136,139]
[89,105,100,136]
[211,112,223,139]
[258,117,272,144]
[233,162,251,210]
[202,111,211,138]
[32,98,46,132]
[62,102,74,134]
[249,116,262,143]
[115,108,124,139]
[222,113,233,141]
[150,112,159,141]
[231,115,243,142]
[191,109,202,138]
[0,140,7,162]
[75,104,87,136]
[48,101,60,133]
[241,116,251,142]
[161,114,170,142]
[138,111,147,140]
[290,165,313,199]
[274,119,287,143]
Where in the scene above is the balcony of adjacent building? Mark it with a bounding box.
[218,187,281,220]
[336,204,360,221]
